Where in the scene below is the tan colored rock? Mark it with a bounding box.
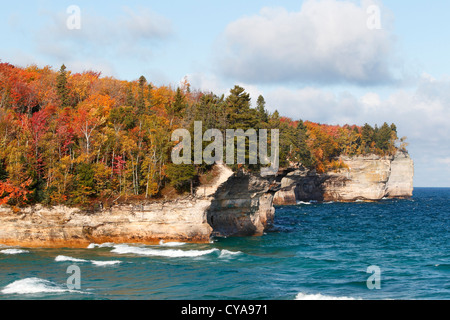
[273,152,414,203]
[0,200,213,248]
[207,172,276,237]
[325,154,392,201]
[386,152,414,198]
[0,164,276,248]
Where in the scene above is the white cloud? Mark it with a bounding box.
[217,0,398,85]
[187,72,264,106]
[33,6,173,76]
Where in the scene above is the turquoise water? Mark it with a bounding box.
[1,188,449,300]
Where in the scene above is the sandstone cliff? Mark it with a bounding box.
[0,164,274,247]
[273,151,414,205]
[206,172,276,237]
[0,200,214,248]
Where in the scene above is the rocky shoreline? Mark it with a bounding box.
[0,153,414,248]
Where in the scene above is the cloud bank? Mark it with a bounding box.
[217,0,398,85]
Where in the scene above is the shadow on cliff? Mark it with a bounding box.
[206,171,275,238]
[273,168,331,204]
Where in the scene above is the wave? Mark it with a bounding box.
[1,278,81,295]
[90,260,122,267]
[88,241,187,249]
[55,255,121,267]
[55,255,88,263]
[295,292,360,300]
[110,244,219,258]
[219,250,243,259]
[87,243,116,249]
[159,240,186,247]
[296,201,311,205]
[0,249,29,255]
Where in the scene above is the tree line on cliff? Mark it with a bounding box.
[0,62,406,207]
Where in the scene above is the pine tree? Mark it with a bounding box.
[166,163,197,195]
[226,86,258,130]
[256,95,269,123]
[56,64,70,108]
[295,120,313,167]
[126,83,135,107]
[376,122,392,152]
[137,75,147,115]
[361,123,374,153]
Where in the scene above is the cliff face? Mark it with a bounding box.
[273,152,414,204]
[0,164,275,247]
[206,172,276,237]
[0,200,214,248]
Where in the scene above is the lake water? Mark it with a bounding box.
[1,188,449,300]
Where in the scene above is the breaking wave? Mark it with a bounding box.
[87,243,116,249]
[90,260,122,267]
[295,292,360,300]
[159,240,186,247]
[1,278,82,295]
[110,244,219,258]
[55,255,88,263]
[219,250,243,259]
[0,249,29,255]
[55,255,121,267]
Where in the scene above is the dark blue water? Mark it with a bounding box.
[1,188,449,300]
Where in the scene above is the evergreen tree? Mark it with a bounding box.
[256,95,269,123]
[137,75,147,114]
[295,120,313,167]
[226,85,258,130]
[72,163,96,205]
[390,123,397,134]
[56,64,70,108]
[126,83,135,107]
[166,163,197,195]
[361,123,374,152]
[172,88,186,114]
[376,122,393,152]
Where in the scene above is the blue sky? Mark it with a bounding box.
[1,0,450,187]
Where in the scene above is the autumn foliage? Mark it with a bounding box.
[0,62,404,207]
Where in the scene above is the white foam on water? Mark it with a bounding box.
[87,243,116,249]
[55,255,89,263]
[0,249,29,255]
[90,260,122,267]
[55,255,122,267]
[296,201,311,205]
[295,292,360,300]
[219,250,243,259]
[159,240,187,247]
[110,244,219,258]
[1,278,79,295]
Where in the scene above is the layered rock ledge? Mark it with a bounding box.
[273,151,414,205]
[0,164,275,248]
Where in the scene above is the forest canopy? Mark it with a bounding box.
[0,62,406,207]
